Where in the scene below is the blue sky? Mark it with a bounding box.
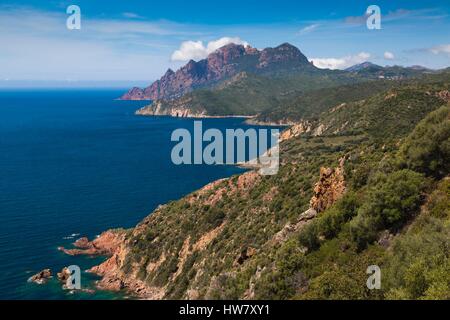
[1,0,450,83]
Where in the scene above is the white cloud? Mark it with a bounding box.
[171,37,249,61]
[122,12,141,19]
[298,24,320,35]
[430,44,450,55]
[384,51,395,60]
[310,52,371,70]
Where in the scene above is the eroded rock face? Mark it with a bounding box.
[87,232,166,299]
[280,121,313,141]
[310,158,346,213]
[57,267,71,282]
[120,87,146,100]
[436,90,450,102]
[234,247,258,266]
[121,42,313,101]
[58,230,125,256]
[135,99,207,118]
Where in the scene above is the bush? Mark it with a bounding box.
[426,178,450,219]
[300,270,365,300]
[383,215,450,300]
[359,170,426,229]
[299,192,361,251]
[348,169,427,250]
[399,105,450,178]
[347,214,379,252]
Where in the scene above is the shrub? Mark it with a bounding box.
[348,169,427,250]
[426,178,450,219]
[399,104,450,178]
[383,215,450,300]
[299,192,360,251]
[359,170,426,229]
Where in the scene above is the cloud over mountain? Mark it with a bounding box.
[310,52,371,70]
[430,44,450,55]
[171,37,249,61]
[384,51,395,60]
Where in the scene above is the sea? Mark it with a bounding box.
[0,88,276,300]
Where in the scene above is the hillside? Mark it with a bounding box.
[254,70,450,125]
[252,80,397,124]
[132,43,437,121]
[135,70,370,118]
[66,79,450,300]
[345,62,433,80]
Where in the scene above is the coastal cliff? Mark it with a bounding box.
[135,99,208,118]
[80,164,345,299]
[61,74,450,300]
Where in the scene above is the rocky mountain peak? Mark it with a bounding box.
[208,43,247,64]
[258,42,310,68]
[276,42,300,51]
[345,62,382,72]
[164,68,175,76]
[120,42,314,101]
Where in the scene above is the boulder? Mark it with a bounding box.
[28,269,52,284]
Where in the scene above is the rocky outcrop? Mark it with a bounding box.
[135,99,207,118]
[57,267,71,282]
[120,87,147,100]
[59,229,159,298]
[310,158,346,213]
[270,161,347,246]
[280,121,313,141]
[121,42,314,101]
[271,208,318,245]
[58,230,125,256]
[187,171,261,206]
[28,269,52,284]
[87,230,166,299]
[234,247,258,266]
[436,90,450,102]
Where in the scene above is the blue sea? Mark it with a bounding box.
[0,89,275,300]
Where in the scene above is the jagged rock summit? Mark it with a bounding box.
[120,42,315,101]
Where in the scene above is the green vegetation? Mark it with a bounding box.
[256,80,396,123]
[119,74,449,300]
[399,105,450,178]
[149,69,450,124]
[151,71,390,118]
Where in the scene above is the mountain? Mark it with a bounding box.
[345,61,432,80]
[131,45,440,121]
[345,62,383,73]
[135,70,368,118]
[253,80,397,124]
[120,43,316,100]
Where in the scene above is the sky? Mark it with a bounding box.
[1,0,450,85]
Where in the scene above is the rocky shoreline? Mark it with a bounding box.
[58,229,166,299]
[135,100,256,120]
[52,114,342,300]
[56,154,347,299]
